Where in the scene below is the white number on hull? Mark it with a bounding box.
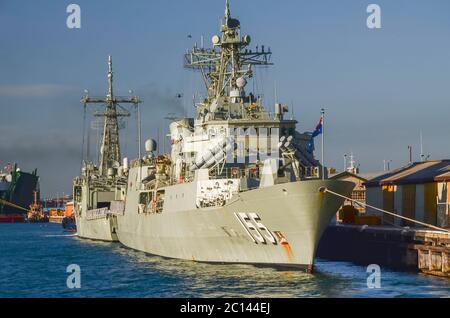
[248,213,277,244]
[234,212,277,245]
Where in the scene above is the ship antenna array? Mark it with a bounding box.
[184,0,273,99]
[81,55,141,175]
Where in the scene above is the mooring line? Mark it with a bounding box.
[0,198,29,212]
[323,188,450,233]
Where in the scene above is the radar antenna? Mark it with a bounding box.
[225,0,230,22]
[184,0,272,99]
[81,55,141,175]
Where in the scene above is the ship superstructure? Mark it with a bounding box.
[110,1,354,271]
[176,0,321,182]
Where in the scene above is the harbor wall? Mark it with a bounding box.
[317,224,417,270]
[317,224,450,278]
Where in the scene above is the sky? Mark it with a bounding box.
[0,0,450,197]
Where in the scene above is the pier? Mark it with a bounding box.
[317,223,450,278]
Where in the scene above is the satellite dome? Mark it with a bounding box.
[236,77,247,88]
[145,139,157,152]
[212,35,220,45]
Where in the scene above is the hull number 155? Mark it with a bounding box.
[234,212,277,245]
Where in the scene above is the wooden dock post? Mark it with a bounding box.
[413,230,450,277]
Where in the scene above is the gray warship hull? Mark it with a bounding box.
[74,181,119,242]
[75,215,118,241]
[116,179,353,271]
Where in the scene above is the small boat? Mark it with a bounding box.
[62,201,77,232]
[27,191,49,223]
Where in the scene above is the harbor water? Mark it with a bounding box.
[0,223,449,298]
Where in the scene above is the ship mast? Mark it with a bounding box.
[184,0,272,100]
[225,0,230,21]
[81,56,141,175]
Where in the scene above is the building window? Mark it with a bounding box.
[352,190,365,202]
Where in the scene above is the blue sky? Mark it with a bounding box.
[1,0,450,196]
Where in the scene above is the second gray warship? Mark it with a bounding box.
[73,56,140,241]
[74,1,354,271]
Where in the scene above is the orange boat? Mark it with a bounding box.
[27,191,48,223]
[64,201,74,217]
[48,208,64,223]
[62,201,76,232]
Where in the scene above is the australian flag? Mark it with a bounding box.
[306,114,323,153]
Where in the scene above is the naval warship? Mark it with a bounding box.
[73,56,140,241]
[111,1,353,271]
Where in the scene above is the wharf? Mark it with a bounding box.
[317,223,450,278]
